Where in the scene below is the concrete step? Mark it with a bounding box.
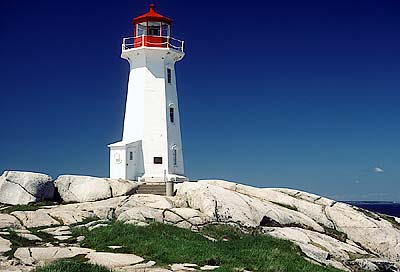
[136,190,165,193]
[137,187,166,190]
[136,183,167,196]
[139,189,165,191]
[136,191,166,194]
[136,188,166,191]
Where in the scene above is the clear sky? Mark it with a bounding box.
[1,0,399,201]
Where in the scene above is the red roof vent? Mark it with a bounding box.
[133,4,173,25]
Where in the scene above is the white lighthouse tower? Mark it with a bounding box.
[108,4,187,182]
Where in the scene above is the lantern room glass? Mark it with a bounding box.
[136,22,147,36]
[148,21,161,36]
[162,23,170,36]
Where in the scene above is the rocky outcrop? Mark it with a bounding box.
[54,175,141,202]
[87,252,144,268]
[11,210,60,228]
[0,171,54,205]
[0,179,399,271]
[0,214,22,229]
[14,247,94,265]
[192,180,400,265]
[0,237,11,254]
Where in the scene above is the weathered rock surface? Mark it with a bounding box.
[40,226,71,236]
[263,227,368,271]
[1,179,400,271]
[16,232,42,242]
[200,265,220,271]
[54,175,141,203]
[0,171,54,205]
[0,237,12,255]
[170,263,198,271]
[190,180,400,267]
[14,247,93,265]
[349,258,399,272]
[86,252,144,268]
[11,211,60,228]
[0,214,22,229]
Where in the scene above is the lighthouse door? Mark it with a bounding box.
[126,146,137,180]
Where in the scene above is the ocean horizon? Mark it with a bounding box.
[345,201,400,217]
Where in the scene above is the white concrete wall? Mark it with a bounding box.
[115,47,185,181]
[122,54,146,143]
[165,63,184,175]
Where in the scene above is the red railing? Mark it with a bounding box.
[122,35,184,52]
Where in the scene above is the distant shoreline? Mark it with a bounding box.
[345,201,399,204]
[344,201,400,217]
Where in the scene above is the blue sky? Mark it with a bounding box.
[1,0,399,201]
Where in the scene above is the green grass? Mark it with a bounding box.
[73,222,343,272]
[1,202,58,214]
[379,214,400,230]
[323,227,348,243]
[33,259,111,272]
[1,230,38,258]
[70,216,101,227]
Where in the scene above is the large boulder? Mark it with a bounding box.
[0,171,54,205]
[3,178,399,271]
[54,175,141,203]
[193,180,400,264]
[14,247,94,265]
[175,181,400,270]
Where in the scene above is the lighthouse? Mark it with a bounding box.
[108,4,187,182]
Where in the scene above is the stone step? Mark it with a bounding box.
[136,191,166,194]
[136,192,166,196]
[136,189,166,192]
[136,191,166,193]
[135,184,167,196]
[136,188,166,191]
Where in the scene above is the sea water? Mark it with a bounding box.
[346,202,400,217]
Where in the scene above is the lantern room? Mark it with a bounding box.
[132,4,174,49]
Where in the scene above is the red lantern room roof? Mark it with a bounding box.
[133,4,173,25]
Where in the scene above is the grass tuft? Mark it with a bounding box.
[323,227,348,243]
[1,230,38,258]
[1,202,58,214]
[33,259,110,272]
[73,221,343,272]
[379,214,400,230]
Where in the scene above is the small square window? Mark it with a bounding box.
[167,68,172,83]
[154,157,163,164]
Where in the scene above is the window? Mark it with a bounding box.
[169,107,174,123]
[167,68,172,83]
[154,157,163,164]
[129,152,133,160]
[148,21,161,36]
[114,153,122,164]
[173,149,177,167]
[162,23,170,36]
[136,22,147,36]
